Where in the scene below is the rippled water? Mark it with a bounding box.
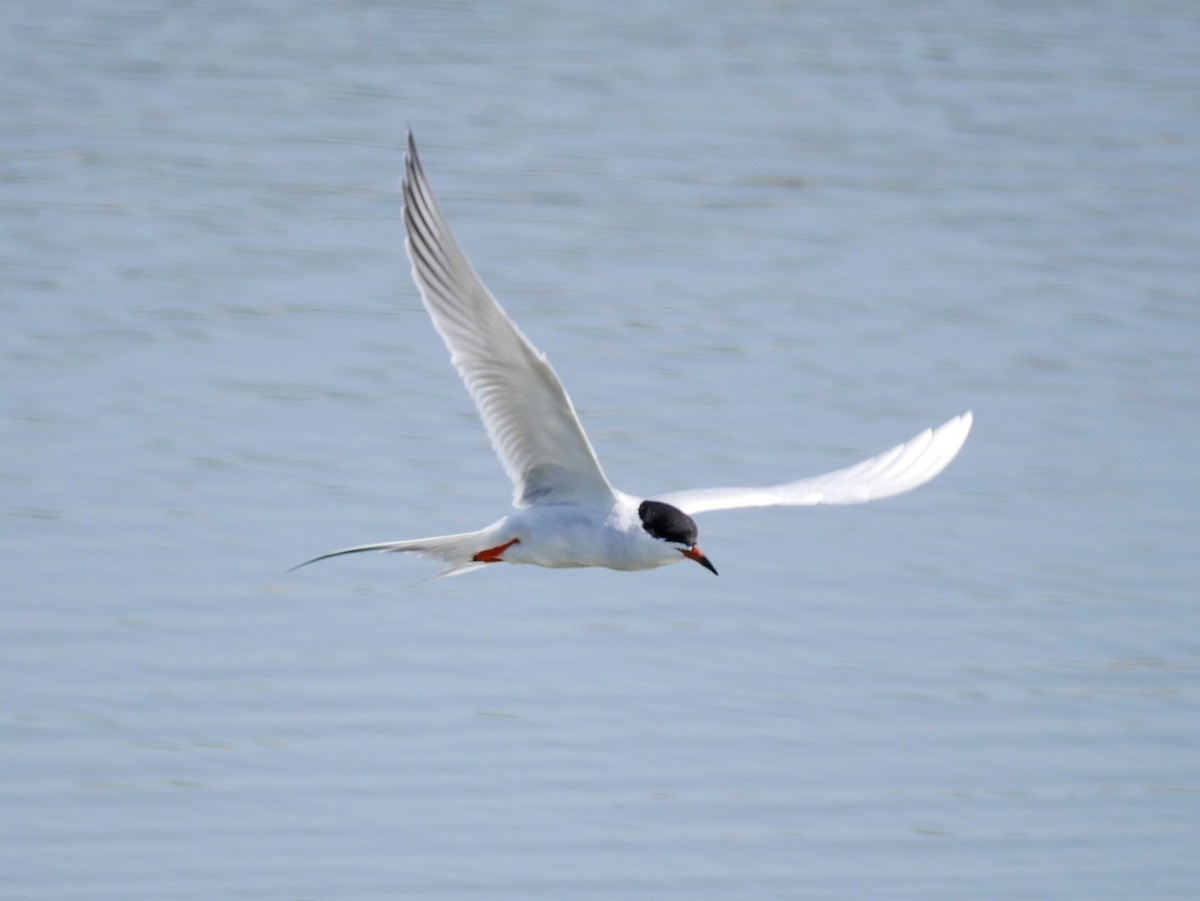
[3,2,1198,899]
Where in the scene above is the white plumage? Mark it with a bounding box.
[294,133,972,578]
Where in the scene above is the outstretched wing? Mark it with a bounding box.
[403,132,615,507]
[655,412,972,515]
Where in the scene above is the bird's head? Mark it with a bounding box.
[637,500,718,575]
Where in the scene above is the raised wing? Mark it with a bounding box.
[402,132,615,507]
[655,412,972,515]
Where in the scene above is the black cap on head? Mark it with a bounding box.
[638,500,717,575]
[638,500,699,546]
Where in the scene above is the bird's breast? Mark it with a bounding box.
[500,503,681,571]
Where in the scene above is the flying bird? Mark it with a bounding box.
[295,133,972,578]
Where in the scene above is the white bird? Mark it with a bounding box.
[294,133,973,578]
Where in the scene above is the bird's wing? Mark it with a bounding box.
[655,412,972,515]
[402,132,615,508]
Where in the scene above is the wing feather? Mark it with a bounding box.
[402,133,615,507]
[656,412,972,515]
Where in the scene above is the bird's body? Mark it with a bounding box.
[294,133,973,579]
[302,492,713,576]
[500,495,700,571]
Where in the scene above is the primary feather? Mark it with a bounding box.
[655,412,972,515]
[403,134,615,508]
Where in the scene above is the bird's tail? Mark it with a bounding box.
[291,527,497,578]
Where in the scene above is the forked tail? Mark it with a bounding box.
[290,528,496,578]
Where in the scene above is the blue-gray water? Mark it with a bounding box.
[3,2,1198,899]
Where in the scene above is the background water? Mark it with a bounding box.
[3,1,1198,899]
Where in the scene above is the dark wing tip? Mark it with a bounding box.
[404,128,424,192]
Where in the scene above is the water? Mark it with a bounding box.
[3,1,1198,898]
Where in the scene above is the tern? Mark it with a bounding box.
[295,133,972,578]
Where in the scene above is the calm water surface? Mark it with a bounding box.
[3,1,1198,899]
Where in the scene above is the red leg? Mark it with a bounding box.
[472,537,520,564]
